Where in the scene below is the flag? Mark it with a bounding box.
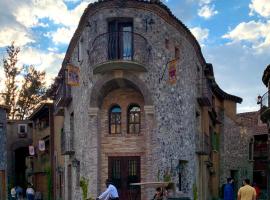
[67,64,80,86]
[168,59,177,84]
[29,145,35,156]
[38,140,45,151]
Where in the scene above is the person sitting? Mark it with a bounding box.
[152,187,163,200]
[96,179,119,200]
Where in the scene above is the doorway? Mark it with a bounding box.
[108,156,140,200]
[108,19,133,60]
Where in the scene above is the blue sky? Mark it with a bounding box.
[0,0,270,113]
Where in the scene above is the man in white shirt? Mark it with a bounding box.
[96,179,119,200]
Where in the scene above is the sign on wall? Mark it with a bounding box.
[38,140,45,151]
[168,59,177,84]
[67,64,80,86]
[29,145,35,156]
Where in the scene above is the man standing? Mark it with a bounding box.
[237,179,256,200]
[224,177,234,200]
[96,179,119,200]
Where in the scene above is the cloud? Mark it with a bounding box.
[223,20,270,50]
[249,0,270,18]
[0,27,34,47]
[17,47,65,86]
[48,27,74,44]
[202,42,269,113]
[190,27,209,45]
[198,4,218,19]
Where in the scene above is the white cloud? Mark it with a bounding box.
[49,27,74,44]
[223,20,270,50]
[0,28,34,47]
[249,0,270,18]
[198,0,213,6]
[18,47,65,86]
[190,27,209,44]
[198,4,218,19]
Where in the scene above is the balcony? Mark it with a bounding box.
[89,31,150,74]
[61,131,74,155]
[259,91,270,123]
[197,80,212,107]
[196,132,210,155]
[54,80,72,116]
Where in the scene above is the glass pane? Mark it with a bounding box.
[129,124,134,134]
[112,160,121,179]
[116,125,121,134]
[135,124,140,134]
[130,114,135,123]
[111,106,121,113]
[134,113,140,123]
[122,27,132,60]
[130,106,140,112]
[111,125,116,134]
[116,114,121,124]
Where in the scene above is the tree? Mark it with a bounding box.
[16,65,46,120]
[1,42,21,119]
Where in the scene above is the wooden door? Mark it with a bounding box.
[108,156,140,200]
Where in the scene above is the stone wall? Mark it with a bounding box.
[220,113,253,192]
[63,2,203,199]
[0,108,7,170]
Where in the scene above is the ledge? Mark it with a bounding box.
[93,60,147,74]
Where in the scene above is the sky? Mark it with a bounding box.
[0,0,269,113]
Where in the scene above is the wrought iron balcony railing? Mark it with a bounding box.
[258,91,270,123]
[54,79,72,116]
[197,79,213,107]
[61,131,74,155]
[196,132,211,155]
[89,31,151,73]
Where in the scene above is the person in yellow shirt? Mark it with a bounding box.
[237,179,256,200]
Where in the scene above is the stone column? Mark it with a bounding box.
[87,107,100,197]
[144,105,155,199]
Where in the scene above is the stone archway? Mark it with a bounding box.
[88,71,155,199]
[90,71,153,108]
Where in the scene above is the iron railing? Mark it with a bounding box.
[197,79,213,106]
[196,132,210,155]
[90,31,151,68]
[259,91,269,108]
[54,78,72,115]
[61,131,74,155]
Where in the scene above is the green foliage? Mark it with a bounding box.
[16,65,46,119]
[1,42,21,119]
[192,184,198,200]
[0,42,47,119]
[80,177,89,200]
[45,167,52,200]
[163,170,172,182]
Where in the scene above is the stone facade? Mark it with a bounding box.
[219,112,253,194]
[51,1,242,200]
[0,105,8,200]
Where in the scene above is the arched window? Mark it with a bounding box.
[109,105,121,134]
[128,105,141,134]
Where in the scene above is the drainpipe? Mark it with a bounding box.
[49,105,55,200]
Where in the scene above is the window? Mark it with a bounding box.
[128,105,141,134]
[165,39,169,49]
[109,105,121,134]
[18,124,27,137]
[108,19,133,60]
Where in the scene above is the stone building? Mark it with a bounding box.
[6,119,33,196]
[0,105,9,200]
[258,64,270,199]
[51,1,242,199]
[237,111,268,199]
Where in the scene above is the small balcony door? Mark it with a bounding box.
[108,20,133,60]
[108,156,140,200]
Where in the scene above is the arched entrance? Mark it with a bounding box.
[89,71,155,200]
